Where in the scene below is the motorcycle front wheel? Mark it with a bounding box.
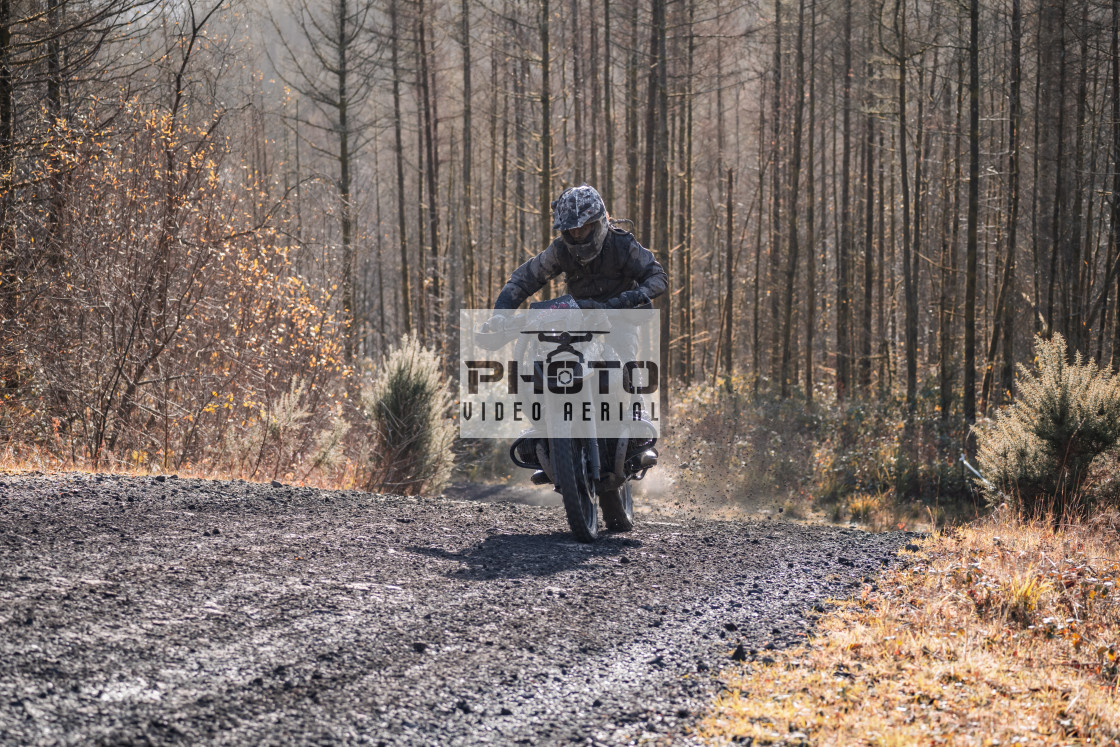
[598,481,634,532]
[552,438,599,542]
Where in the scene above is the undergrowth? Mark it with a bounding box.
[2,334,459,496]
[663,377,976,527]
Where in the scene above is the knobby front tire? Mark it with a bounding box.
[599,481,634,532]
[552,438,599,542]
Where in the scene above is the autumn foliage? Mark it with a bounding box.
[1,98,366,484]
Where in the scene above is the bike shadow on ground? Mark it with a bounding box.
[408,531,642,580]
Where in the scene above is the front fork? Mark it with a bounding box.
[510,417,604,486]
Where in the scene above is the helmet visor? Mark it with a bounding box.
[565,236,602,263]
[562,219,607,264]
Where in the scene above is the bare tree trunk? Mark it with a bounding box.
[416,49,428,336]
[373,132,386,352]
[896,0,916,411]
[45,0,63,245]
[653,0,670,395]
[1068,1,1089,352]
[860,110,873,392]
[780,0,805,399]
[1002,0,1023,393]
[679,0,695,384]
[938,64,957,420]
[539,0,553,248]
[752,86,766,392]
[418,0,441,343]
[964,0,980,425]
[640,0,660,244]
[514,40,527,257]
[603,0,614,206]
[487,13,500,302]
[0,0,15,392]
[626,1,639,218]
[768,0,783,386]
[837,0,853,402]
[0,0,11,185]
[910,43,925,400]
[461,0,475,310]
[804,0,817,402]
[722,168,734,385]
[337,0,356,362]
[1044,0,1068,334]
[1112,0,1120,371]
[0,0,12,283]
[981,0,1022,413]
[571,0,583,179]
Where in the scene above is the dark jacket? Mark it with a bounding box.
[494,228,668,309]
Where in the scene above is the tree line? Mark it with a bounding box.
[2,0,1119,470]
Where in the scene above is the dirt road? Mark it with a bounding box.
[0,473,914,745]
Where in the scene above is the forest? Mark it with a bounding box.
[2,0,1118,492]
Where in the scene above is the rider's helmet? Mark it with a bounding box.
[552,185,608,264]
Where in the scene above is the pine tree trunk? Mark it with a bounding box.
[723,168,734,385]
[780,0,805,399]
[768,0,783,386]
[626,2,639,218]
[1112,0,1120,371]
[461,0,475,310]
[804,0,817,402]
[837,0,853,402]
[1002,0,1022,393]
[640,0,659,244]
[680,0,695,383]
[964,0,980,425]
[653,0,671,396]
[418,1,441,344]
[897,0,916,411]
[337,0,355,362]
[860,110,873,392]
[603,0,615,207]
[540,0,553,249]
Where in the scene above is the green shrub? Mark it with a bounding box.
[975,333,1120,517]
[361,335,455,495]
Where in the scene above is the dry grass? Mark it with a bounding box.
[0,441,365,490]
[700,510,1120,745]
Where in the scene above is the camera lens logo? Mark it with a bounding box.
[529,329,603,395]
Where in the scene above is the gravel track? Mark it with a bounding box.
[0,473,915,745]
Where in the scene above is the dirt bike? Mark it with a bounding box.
[474,295,659,542]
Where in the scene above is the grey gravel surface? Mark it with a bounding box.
[0,473,915,745]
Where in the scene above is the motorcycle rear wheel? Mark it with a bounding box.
[552,438,599,542]
[599,481,634,532]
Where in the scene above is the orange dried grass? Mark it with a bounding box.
[700,512,1120,745]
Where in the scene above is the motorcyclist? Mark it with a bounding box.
[480,185,662,533]
[483,184,668,324]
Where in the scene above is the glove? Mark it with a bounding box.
[574,298,607,310]
[606,289,652,310]
[479,314,508,334]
